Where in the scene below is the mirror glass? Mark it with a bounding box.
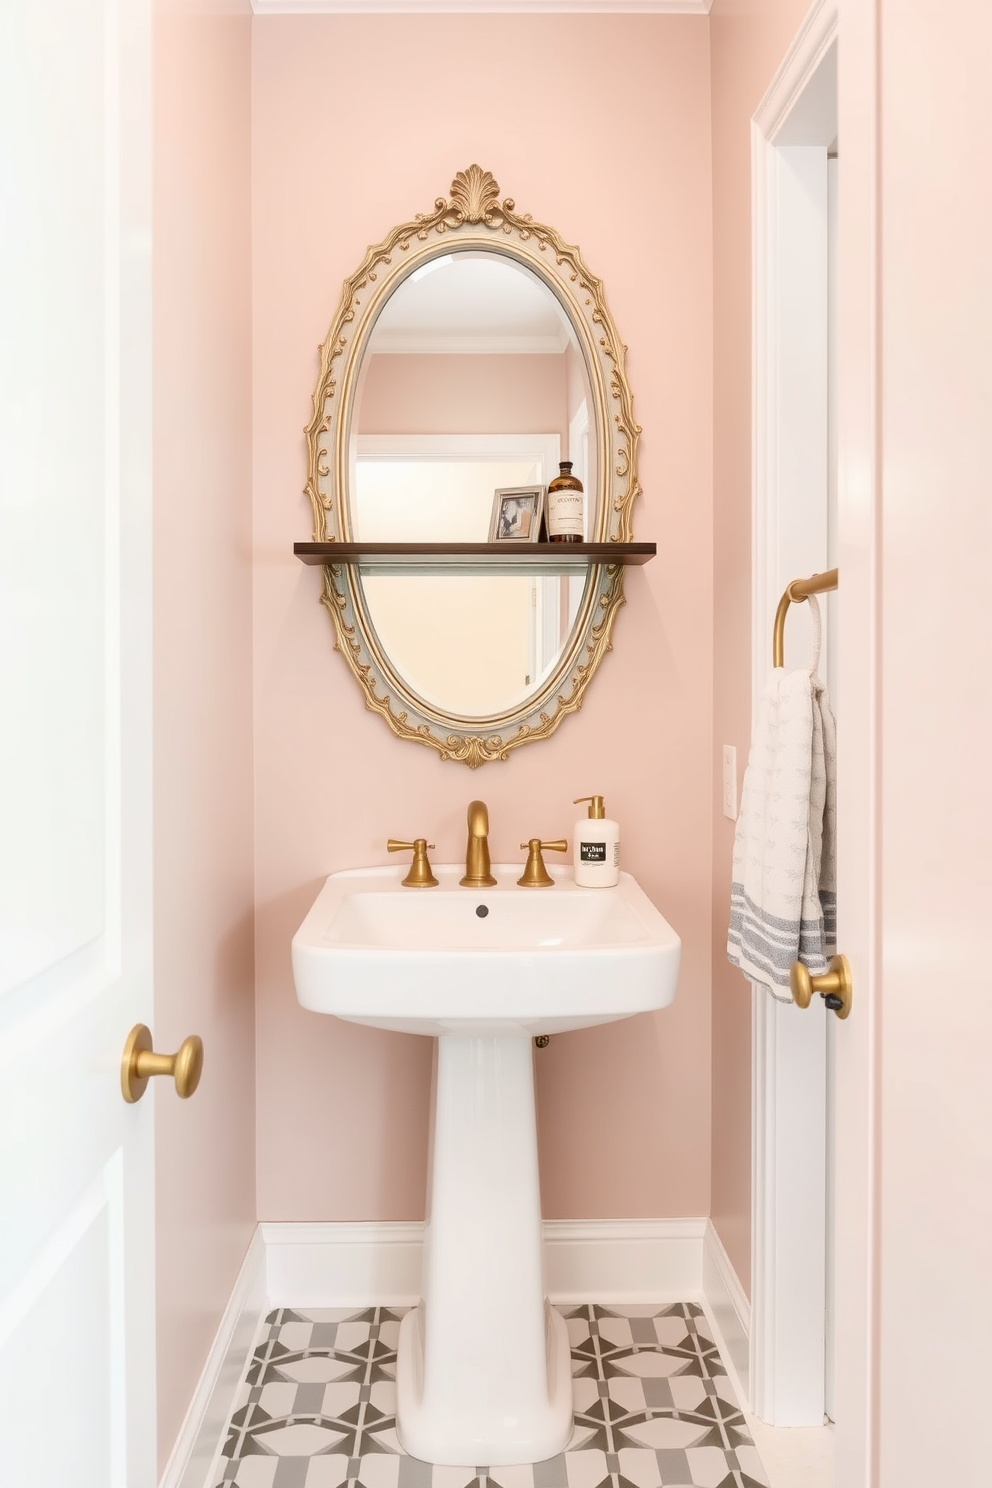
[348,252,596,718]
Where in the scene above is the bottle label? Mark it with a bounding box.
[547,490,584,538]
[580,841,606,862]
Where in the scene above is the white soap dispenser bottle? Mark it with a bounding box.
[572,795,620,887]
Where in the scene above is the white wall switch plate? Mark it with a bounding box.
[722,745,738,820]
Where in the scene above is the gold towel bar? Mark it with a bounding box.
[772,567,839,667]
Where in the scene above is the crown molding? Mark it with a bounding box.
[252,0,711,14]
[753,0,837,141]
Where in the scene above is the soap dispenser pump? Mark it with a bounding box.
[572,795,620,887]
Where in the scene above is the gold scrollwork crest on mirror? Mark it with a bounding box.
[303,166,642,767]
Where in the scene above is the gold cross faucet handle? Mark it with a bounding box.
[517,839,568,887]
[387,838,439,887]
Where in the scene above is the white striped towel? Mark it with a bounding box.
[727,595,836,1001]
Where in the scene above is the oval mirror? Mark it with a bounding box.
[303,166,642,767]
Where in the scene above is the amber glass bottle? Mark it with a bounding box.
[546,461,584,543]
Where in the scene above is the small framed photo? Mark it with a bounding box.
[489,485,545,543]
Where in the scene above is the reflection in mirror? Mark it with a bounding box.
[361,573,583,717]
[348,253,594,717]
[355,449,584,715]
[353,441,555,541]
[352,253,596,524]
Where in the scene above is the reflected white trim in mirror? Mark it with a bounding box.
[255,1,710,13]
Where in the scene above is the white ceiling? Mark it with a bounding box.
[369,253,575,356]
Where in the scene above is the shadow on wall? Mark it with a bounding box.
[213,907,256,1016]
[535,1008,681,1219]
[254,876,434,1222]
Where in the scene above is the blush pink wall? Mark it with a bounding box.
[708,0,812,1293]
[252,14,714,1223]
[358,354,568,437]
[153,1,256,1469]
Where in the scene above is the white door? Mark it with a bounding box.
[0,3,156,1484]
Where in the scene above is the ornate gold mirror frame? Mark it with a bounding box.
[304,165,641,767]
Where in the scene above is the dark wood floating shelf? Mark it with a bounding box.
[294,541,657,568]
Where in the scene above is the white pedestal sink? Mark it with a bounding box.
[292,864,680,1467]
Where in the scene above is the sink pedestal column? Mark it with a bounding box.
[395,1032,573,1466]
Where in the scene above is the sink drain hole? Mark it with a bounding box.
[475,904,489,918]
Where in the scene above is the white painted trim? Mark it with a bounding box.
[159,1228,268,1488]
[749,0,837,1430]
[753,0,837,145]
[702,1221,750,1398]
[355,433,560,468]
[262,1218,710,1307]
[544,1218,706,1301]
[751,995,826,1425]
[263,1221,425,1306]
[252,0,711,14]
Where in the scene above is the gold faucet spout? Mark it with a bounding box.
[461,799,496,887]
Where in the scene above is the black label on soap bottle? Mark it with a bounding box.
[580,841,607,862]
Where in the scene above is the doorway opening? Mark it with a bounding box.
[749,0,838,1434]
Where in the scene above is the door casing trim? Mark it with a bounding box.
[749,0,838,1428]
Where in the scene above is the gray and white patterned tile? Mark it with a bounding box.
[216,1303,768,1488]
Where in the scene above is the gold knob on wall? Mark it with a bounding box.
[121,1024,204,1103]
[789,955,853,1020]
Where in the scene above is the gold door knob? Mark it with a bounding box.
[121,1024,204,1103]
[789,954,853,1020]
[517,839,568,887]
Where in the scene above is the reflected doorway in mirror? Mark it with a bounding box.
[489,485,545,543]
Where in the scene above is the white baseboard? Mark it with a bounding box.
[261,1217,709,1308]
[544,1218,707,1301]
[166,1218,751,1487]
[702,1220,751,1399]
[262,1220,424,1307]
[158,1227,267,1488]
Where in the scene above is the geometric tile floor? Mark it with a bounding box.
[214,1303,768,1488]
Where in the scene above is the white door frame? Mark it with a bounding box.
[749,0,838,1427]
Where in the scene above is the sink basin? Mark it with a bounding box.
[292,864,681,1036]
[292,862,680,1468]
